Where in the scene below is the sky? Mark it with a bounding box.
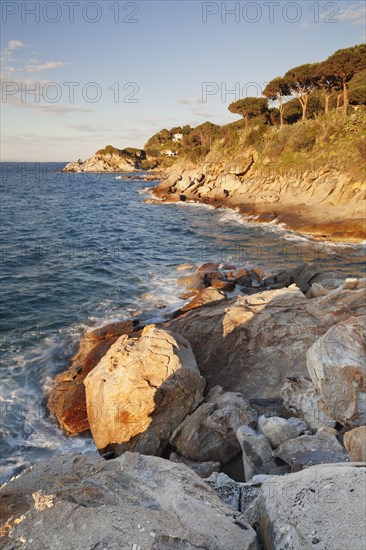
[1,0,365,161]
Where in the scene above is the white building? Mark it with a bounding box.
[161,149,177,157]
[172,133,183,142]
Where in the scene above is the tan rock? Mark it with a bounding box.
[172,287,226,319]
[167,282,365,399]
[84,326,206,455]
[344,426,366,461]
[47,320,141,435]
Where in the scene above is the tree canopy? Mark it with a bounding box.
[228,97,269,125]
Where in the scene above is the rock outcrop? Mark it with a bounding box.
[84,325,206,455]
[63,145,147,172]
[0,452,258,550]
[307,316,366,428]
[166,282,365,399]
[152,161,366,242]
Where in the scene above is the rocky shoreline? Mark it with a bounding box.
[2,261,365,549]
[151,163,366,243]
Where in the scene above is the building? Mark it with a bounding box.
[160,149,177,157]
[172,133,183,142]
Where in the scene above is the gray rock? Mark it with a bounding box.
[287,416,308,433]
[169,452,220,478]
[291,263,322,293]
[254,463,366,550]
[236,425,276,481]
[273,432,350,472]
[0,452,258,550]
[307,316,366,428]
[205,472,241,510]
[170,386,257,464]
[281,376,336,430]
[257,415,303,448]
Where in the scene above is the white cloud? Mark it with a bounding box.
[339,4,366,24]
[8,40,27,50]
[178,97,204,105]
[26,61,70,73]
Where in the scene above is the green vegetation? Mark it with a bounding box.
[141,44,365,178]
[97,45,365,176]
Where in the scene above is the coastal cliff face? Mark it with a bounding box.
[153,161,365,242]
[63,145,148,172]
[151,110,366,242]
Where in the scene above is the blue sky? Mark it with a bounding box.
[1,0,365,161]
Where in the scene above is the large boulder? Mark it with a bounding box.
[254,463,366,550]
[307,316,366,428]
[84,326,206,455]
[170,386,257,464]
[0,452,258,550]
[47,320,142,435]
[272,432,350,472]
[166,283,365,399]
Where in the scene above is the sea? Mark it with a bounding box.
[0,162,365,484]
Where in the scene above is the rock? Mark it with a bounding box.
[177,269,222,294]
[84,326,206,455]
[236,425,276,481]
[249,398,289,419]
[257,415,303,448]
[254,463,366,550]
[307,316,366,427]
[342,277,366,291]
[205,472,241,510]
[170,386,257,464]
[344,426,366,462]
[287,417,309,433]
[291,263,322,293]
[228,268,251,285]
[0,452,258,550]
[63,145,147,172]
[317,426,339,437]
[196,262,220,273]
[210,278,236,291]
[281,376,336,430]
[169,452,220,478]
[172,287,226,319]
[306,282,330,298]
[309,271,345,290]
[273,432,350,472]
[167,281,365,399]
[240,481,264,524]
[261,269,293,289]
[47,320,142,435]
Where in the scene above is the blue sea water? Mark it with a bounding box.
[0,162,365,483]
